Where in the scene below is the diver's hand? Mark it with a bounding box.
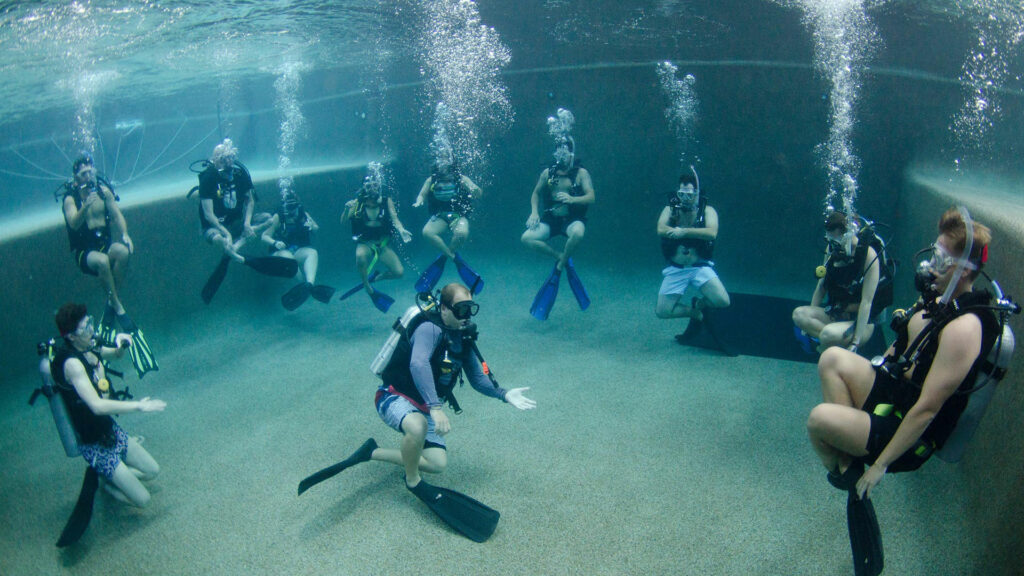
[123,233,135,254]
[306,215,318,231]
[505,387,537,410]
[136,397,166,413]
[243,224,256,239]
[554,191,572,203]
[668,227,687,239]
[412,197,424,208]
[274,241,287,251]
[83,191,101,208]
[399,228,413,243]
[430,407,451,435]
[345,198,358,209]
[526,213,539,230]
[856,463,885,500]
[114,333,133,352]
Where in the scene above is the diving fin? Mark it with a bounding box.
[56,466,99,548]
[282,282,312,311]
[407,479,500,543]
[564,258,590,311]
[310,285,336,303]
[530,266,561,321]
[369,289,395,313]
[453,252,484,295]
[117,313,159,379]
[415,254,447,293]
[339,271,381,301]
[97,301,118,346]
[298,438,377,496]
[244,256,300,278]
[201,256,231,304]
[847,491,884,576]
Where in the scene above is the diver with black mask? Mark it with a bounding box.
[340,165,413,313]
[805,207,1018,576]
[793,211,885,354]
[656,167,731,343]
[262,189,335,310]
[298,284,536,542]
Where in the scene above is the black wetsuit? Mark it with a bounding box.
[350,200,395,244]
[862,291,1000,471]
[197,164,254,233]
[541,163,588,237]
[272,205,311,251]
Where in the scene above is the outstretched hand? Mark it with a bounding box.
[505,387,537,411]
[137,397,167,413]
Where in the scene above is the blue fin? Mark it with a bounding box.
[339,271,381,301]
[369,289,395,313]
[453,253,484,295]
[415,254,448,293]
[565,258,590,311]
[530,266,561,321]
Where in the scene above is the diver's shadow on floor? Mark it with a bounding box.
[300,480,387,540]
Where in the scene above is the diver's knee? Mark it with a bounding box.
[402,414,428,439]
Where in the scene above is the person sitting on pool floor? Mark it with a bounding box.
[655,167,730,343]
[792,211,882,354]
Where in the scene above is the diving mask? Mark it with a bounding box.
[826,230,855,257]
[677,183,698,210]
[923,241,977,276]
[450,300,480,321]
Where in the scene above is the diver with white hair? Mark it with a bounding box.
[196,139,262,262]
[655,166,731,343]
[191,139,297,304]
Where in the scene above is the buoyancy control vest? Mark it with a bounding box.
[376,308,466,411]
[49,344,117,447]
[823,223,894,318]
[661,195,713,262]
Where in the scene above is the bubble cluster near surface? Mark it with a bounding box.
[656,62,700,167]
[785,0,879,216]
[418,0,513,174]
[949,2,1024,168]
[274,59,308,198]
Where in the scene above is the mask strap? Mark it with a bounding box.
[940,206,973,305]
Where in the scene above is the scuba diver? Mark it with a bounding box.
[190,139,298,304]
[339,165,413,313]
[60,153,157,378]
[298,284,536,542]
[523,109,595,320]
[46,302,166,546]
[655,167,731,345]
[262,189,335,310]
[411,146,486,295]
[793,211,893,354]
[805,207,1018,576]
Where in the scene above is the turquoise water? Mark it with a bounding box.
[1,2,1022,574]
